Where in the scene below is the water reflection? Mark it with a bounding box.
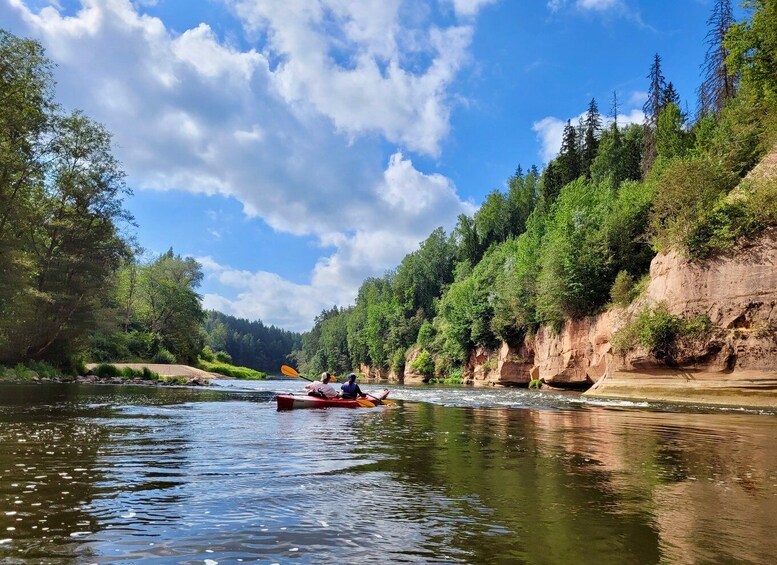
[0,382,776,563]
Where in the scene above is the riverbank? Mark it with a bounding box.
[0,363,216,387]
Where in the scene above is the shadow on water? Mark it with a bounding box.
[1,381,776,563]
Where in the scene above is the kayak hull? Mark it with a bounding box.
[276,390,390,410]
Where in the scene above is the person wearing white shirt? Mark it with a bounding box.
[305,372,338,399]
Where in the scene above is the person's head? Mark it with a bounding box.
[347,373,357,382]
[320,371,331,383]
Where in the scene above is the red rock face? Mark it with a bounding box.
[465,342,535,386]
[462,222,777,401]
[532,313,615,388]
[645,228,777,330]
[402,347,429,384]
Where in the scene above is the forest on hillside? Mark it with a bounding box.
[202,311,302,372]
[0,30,300,374]
[295,0,777,379]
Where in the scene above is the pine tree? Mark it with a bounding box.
[558,120,581,186]
[698,0,737,116]
[642,53,666,174]
[576,117,586,155]
[610,90,620,129]
[582,98,602,178]
[661,82,680,109]
[541,161,563,204]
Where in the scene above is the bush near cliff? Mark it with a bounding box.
[410,350,434,377]
[612,303,714,362]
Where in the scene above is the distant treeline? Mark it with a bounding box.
[297,0,777,378]
[0,29,301,372]
[203,311,302,373]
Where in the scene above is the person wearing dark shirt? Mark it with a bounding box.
[340,373,367,399]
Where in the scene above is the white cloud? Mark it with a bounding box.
[576,0,620,11]
[532,107,644,163]
[447,0,498,17]
[199,151,474,331]
[548,0,624,13]
[628,90,648,107]
[532,116,567,164]
[2,0,487,331]
[228,0,476,156]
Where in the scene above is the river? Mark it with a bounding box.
[1,380,776,564]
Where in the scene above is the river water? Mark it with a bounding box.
[1,380,776,564]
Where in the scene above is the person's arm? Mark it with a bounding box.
[356,384,367,398]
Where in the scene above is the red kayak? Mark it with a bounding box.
[276,390,390,410]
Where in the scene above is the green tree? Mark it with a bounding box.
[132,250,205,364]
[642,53,667,174]
[507,166,538,236]
[540,161,563,205]
[475,190,511,252]
[535,179,615,326]
[453,213,481,265]
[558,120,581,186]
[0,37,133,366]
[656,103,690,162]
[582,98,602,178]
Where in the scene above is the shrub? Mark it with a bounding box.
[447,366,463,384]
[200,346,215,362]
[27,360,58,379]
[390,349,405,373]
[416,321,435,348]
[528,378,542,389]
[198,360,266,380]
[94,363,122,379]
[13,363,35,380]
[610,271,649,307]
[610,271,636,306]
[63,357,87,377]
[214,350,232,364]
[433,354,451,377]
[153,348,176,364]
[429,365,463,385]
[411,350,434,376]
[613,303,714,360]
[650,156,738,256]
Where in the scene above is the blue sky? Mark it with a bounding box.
[2,0,735,331]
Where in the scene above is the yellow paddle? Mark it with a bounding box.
[280,365,375,407]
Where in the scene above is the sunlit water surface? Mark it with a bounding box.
[1,380,777,564]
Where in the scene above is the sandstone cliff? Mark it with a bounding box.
[470,146,777,405]
[363,148,777,406]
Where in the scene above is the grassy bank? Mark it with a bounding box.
[197,360,267,380]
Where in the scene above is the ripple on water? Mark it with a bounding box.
[2,381,777,564]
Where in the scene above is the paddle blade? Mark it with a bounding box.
[280,365,300,377]
[356,399,375,408]
[381,399,398,406]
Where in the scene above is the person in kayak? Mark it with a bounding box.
[339,373,368,400]
[305,372,338,399]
